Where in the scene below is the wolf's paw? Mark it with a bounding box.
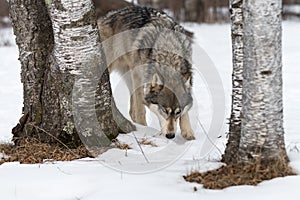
[181,129,195,140]
[131,116,147,126]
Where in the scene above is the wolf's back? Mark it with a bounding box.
[98,6,193,85]
[98,6,189,40]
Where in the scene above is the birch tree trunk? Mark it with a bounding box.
[45,0,119,147]
[222,0,244,164]
[223,0,288,164]
[239,0,288,162]
[9,0,134,148]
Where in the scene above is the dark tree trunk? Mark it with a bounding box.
[9,0,135,149]
[9,0,56,144]
[184,0,200,22]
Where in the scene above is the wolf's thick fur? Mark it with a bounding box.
[98,6,195,140]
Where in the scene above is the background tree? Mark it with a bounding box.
[3,0,300,27]
[9,0,134,148]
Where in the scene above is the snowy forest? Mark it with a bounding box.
[0,0,300,199]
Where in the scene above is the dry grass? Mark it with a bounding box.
[0,138,92,164]
[0,136,152,164]
[139,138,158,147]
[184,160,296,189]
[111,139,131,150]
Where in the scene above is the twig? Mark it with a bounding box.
[197,117,223,156]
[26,123,73,151]
[132,132,150,163]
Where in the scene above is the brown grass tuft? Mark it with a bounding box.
[0,138,92,164]
[111,139,131,150]
[139,138,158,147]
[184,160,296,189]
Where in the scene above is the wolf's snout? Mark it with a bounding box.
[166,133,175,139]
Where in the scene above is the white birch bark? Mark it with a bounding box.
[46,0,118,147]
[239,0,287,162]
[222,0,244,164]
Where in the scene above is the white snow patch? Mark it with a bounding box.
[284,5,300,14]
[0,27,15,46]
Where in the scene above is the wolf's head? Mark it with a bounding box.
[144,71,193,139]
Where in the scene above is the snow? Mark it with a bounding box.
[1,21,300,199]
[0,45,22,142]
[124,0,138,5]
[0,27,15,47]
[284,5,300,14]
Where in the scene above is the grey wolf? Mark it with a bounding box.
[98,6,195,140]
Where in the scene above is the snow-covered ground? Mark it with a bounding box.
[0,21,300,199]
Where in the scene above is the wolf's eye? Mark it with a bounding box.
[175,109,181,116]
[160,107,167,113]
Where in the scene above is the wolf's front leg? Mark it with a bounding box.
[180,113,195,140]
[129,86,147,126]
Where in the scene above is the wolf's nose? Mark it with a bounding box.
[166,133,175,139]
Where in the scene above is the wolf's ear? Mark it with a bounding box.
[152,73,163,87]
[185,76,192,89]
